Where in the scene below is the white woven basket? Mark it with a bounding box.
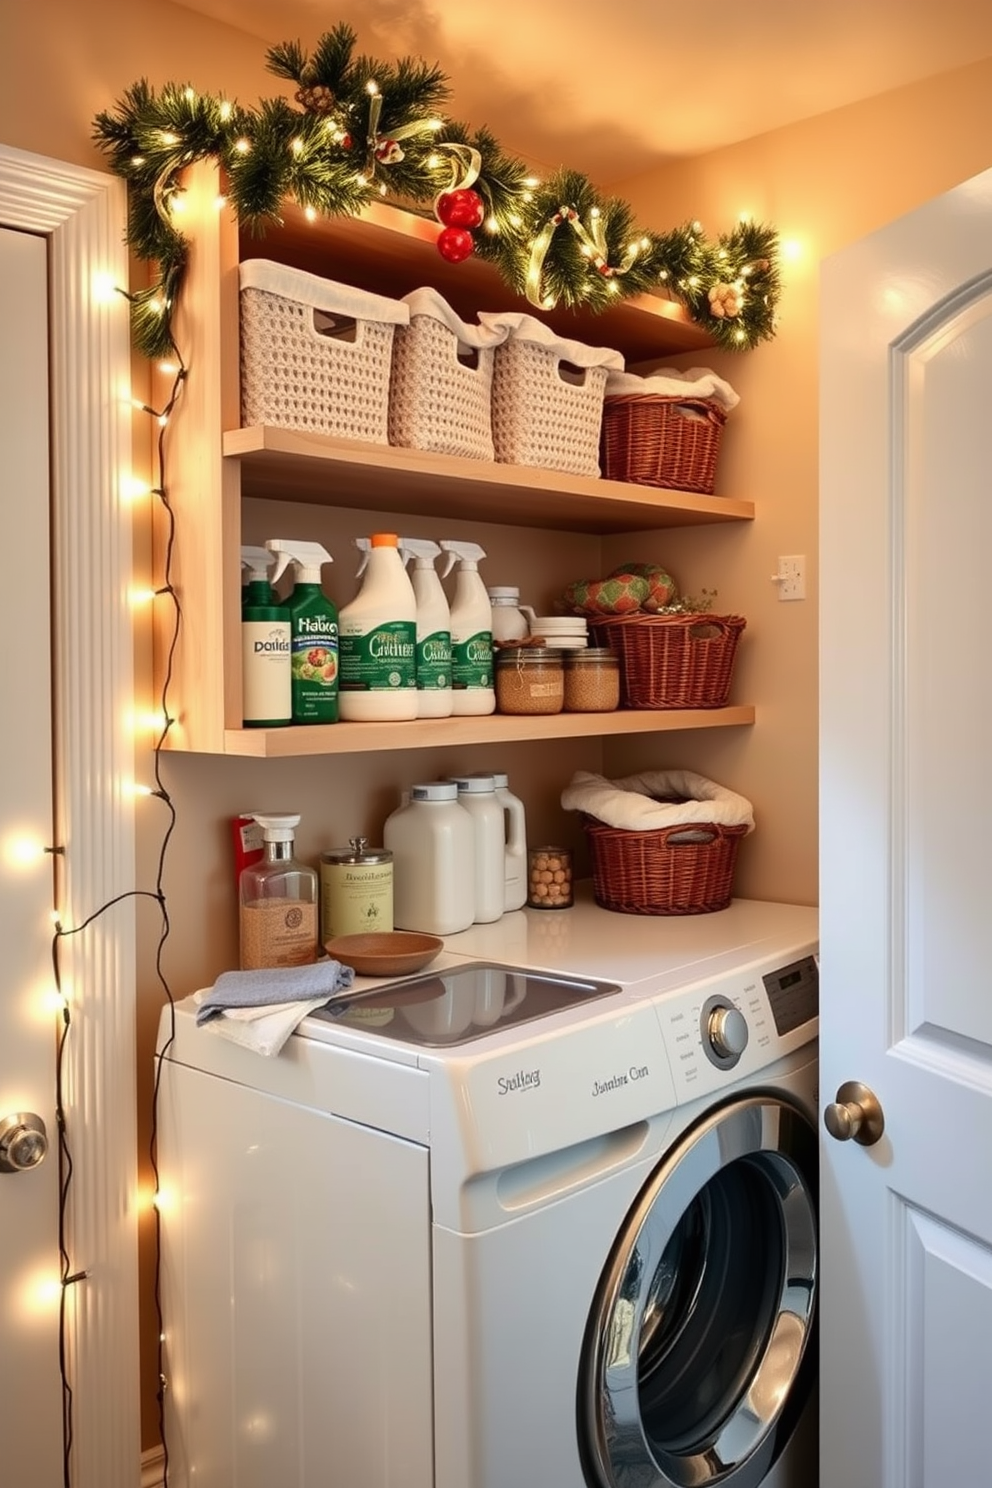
[389,289,503,460]
[239,260,408,442]
[479,312,625,478]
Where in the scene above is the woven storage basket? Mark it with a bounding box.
[478,312,624,477]
[389,288,502,460]
[581,814,749,915]
[601,394,727,493]
[239,260,408,442]
[589,612,746,709]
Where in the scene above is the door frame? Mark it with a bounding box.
[0,144,140,1483]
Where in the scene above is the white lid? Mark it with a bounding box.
[239,259,410,325]
[487,587,520,602]
[450,775,496,794]
[411,782,459,803]
[252,812,301,841]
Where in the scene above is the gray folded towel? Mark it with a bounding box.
[196,960,356,1024]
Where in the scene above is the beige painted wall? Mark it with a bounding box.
[3,0,991,1448]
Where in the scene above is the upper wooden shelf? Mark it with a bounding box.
[240,198,715,366]
[226,426,753,535]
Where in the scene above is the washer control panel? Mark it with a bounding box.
[652,946,819,1102]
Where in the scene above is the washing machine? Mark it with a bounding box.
[157,887,819,1488]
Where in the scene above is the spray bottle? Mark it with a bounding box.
[399,537,453,718]
[240,546,291,728]
[338,533,418,721]
[440,540,495,715]
[266,540,338,725]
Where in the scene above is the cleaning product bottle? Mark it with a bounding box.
[439,540,495,716]
[400,537,453,718]
[238,813,319,969]
[265,540,338,724]
[240,545,291,728]
[449,774,505,923]
[382,782,475,935]
[338,533,418,721]
[466,769,528,911]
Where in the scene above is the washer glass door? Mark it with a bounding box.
[580,1095,817,1488]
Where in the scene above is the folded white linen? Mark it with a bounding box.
[561,768,755,832]
[196,993,335,1058]
[604,366,740,413]
[195,960,356,1024]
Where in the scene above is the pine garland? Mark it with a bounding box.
[92,23,781,360]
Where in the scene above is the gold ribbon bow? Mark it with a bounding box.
[525,204,641,309]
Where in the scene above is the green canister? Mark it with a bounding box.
[320,836,394,942]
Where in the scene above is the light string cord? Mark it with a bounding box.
[50,316,186,1485]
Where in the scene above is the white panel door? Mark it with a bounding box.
[820,169,992,1486]
[0,226,63,1483]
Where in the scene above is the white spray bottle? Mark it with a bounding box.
[439,540,495,716]
[338,533,418,721]
[400,538,453,718]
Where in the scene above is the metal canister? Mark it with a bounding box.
[319,836,393,942]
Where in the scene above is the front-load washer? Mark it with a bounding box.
[156,889,819,1488]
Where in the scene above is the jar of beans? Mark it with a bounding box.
[563,648,620,712]
[527,846,574,909]
[495,646,564,715]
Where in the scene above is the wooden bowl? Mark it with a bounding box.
[324,931,444,977]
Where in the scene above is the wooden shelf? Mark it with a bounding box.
[214,706,756,760]
[227,427,753,535]
[241,198,714,366]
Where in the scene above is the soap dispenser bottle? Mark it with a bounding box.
[239,812,319,969]
[439,540,495,716]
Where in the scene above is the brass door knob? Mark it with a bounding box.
[824,1082,884,1146]
[0,1112,49,1173]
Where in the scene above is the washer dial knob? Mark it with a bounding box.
[707,1004,749,1061]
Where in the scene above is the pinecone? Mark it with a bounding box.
[294,84,335,115]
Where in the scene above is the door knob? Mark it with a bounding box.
[0,1112,49,1173]
[824,1082,884,1146]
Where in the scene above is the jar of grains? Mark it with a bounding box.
[495,646,564,715]
[563,647,620,712]
[527,846,574,909]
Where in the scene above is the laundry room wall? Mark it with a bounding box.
[3,0,992,1451]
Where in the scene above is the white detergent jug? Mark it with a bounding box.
[382,782,475,935]
[464,769,527,911]
[488,587,538,645]
[449,774,505,924]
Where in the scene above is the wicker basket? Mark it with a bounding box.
[479,313,623,477]
[582,813,748,915]
[601,393,727,494]
[389,289,500,461]
[239,259,408,442]
[589,612,746,709]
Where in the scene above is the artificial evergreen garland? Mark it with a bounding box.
[93,22,781,360]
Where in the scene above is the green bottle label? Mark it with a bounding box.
[290,612,338,723]
[416,630,452,691]
[340,621,416,691]
[451,631,493,690]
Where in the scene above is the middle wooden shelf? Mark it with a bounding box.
[226,426,754,535]
[217,705,756,759]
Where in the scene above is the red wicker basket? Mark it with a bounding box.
[588,612,746,709]
[582,813,748,915]
[601,394,727,494]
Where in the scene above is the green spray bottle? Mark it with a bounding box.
[266,539,339,724]
[241,545,291,727]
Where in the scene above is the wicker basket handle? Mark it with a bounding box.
[672,398,727,427]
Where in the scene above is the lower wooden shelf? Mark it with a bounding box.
[209,705,755,759]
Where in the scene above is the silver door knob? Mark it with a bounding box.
[0,1112,49,1172]
[824,1082,884,1146]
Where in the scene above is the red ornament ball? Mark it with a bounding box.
[436,226,475,263]
[436,188,485,229]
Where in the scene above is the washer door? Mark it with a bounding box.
[580,1095,817,1488]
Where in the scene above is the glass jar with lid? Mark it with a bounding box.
[495,646,564,715]
[562,647,620,712]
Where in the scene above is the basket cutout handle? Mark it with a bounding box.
[556,360,590,388]
[312,308,359,344]
[660,826,719,846]
[673,398,727,427]
[455,342,481,371]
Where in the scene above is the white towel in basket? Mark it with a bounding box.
[561,769,755,832]
[604,366,740,412]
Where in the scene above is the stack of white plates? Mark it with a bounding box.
[530,616,589,649]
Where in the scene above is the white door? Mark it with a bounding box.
[0,226,64,1482]
[820,168,992,1485]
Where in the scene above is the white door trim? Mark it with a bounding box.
[0,143,140,1483]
